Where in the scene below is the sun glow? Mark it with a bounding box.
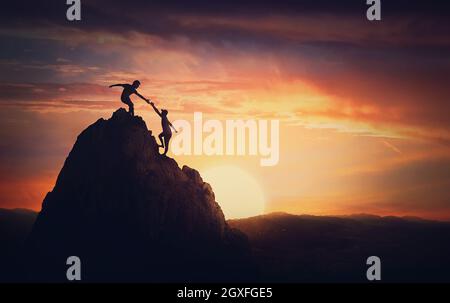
[202,166,265,219]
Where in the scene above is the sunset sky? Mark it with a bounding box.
[0,1,449,219]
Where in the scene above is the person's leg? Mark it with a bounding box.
[163,133,172,155]
[122,97,134,116]
[128,102,134,116]
[158,133,164,148]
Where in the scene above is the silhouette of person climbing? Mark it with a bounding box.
[150,102,178,156]
[109,80,149,116]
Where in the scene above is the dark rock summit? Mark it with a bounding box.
[26,108,254,282]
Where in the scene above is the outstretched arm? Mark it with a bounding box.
[109,84,125,88]
[135,91,150,104]
[150,102,162,117]
[169,121,178,133]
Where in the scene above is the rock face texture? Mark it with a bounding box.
[26,109,254,282]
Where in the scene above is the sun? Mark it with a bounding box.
[201,166,265,219]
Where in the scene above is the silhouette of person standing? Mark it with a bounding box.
[109,80,149,116]
[150,102,178,155]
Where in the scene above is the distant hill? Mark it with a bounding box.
[229,212,450,282]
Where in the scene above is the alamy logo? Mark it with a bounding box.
[171,112,280,167]
[366,256,381,281]
[366,0,381,21]
[66,256,81,281]
[66,1,380,23]
[66,0,81,21]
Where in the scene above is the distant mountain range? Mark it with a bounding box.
[229,212,450,282]
[2,208,450,282]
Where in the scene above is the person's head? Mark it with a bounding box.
[132,80,141,89]
[161,109,168,116]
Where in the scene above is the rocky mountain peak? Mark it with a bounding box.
[26,108,254,282]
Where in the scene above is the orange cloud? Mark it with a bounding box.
[1,5,450,219]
